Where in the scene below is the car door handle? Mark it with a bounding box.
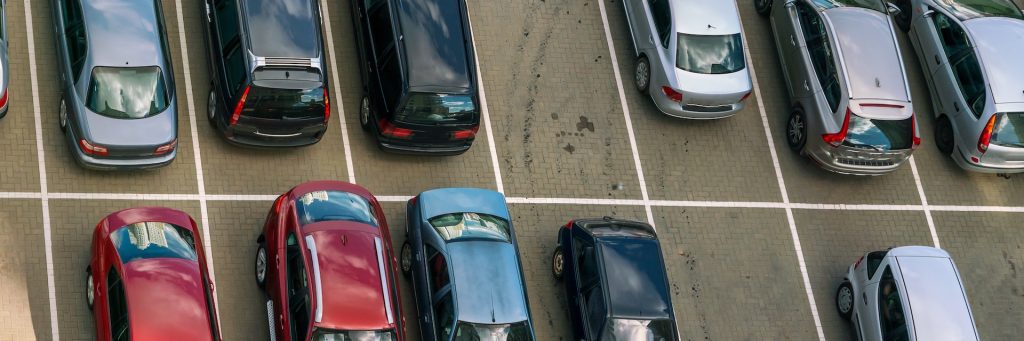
[954,101,960,112]
[934,54,941,65]
[862,292,866,301]
[648,35,655,44]
[790,34,797,46]
[803,80,810,91]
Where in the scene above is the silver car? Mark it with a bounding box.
[623,0,753,119]
[0,0,9,118]
[757,0,920,175]
[836,246,978,341]
[893,0,1024,173]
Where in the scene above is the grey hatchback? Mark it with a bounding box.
[52,0,178,170]
[758,0,920,175]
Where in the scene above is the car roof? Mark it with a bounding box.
[240,0,321,58]
[396,0,474,92]
[306,223,395,330]
[887,246,951,258]
[418,188,509,221]
[895,256,978,341]
[964,18,1024,105]
[122,258,215,341]
[82,0,167,67]
[599,238,673,320]
[448,240,530,324]
[824,7,909,104]
[935,0,1024,21]
[673,0,742,35]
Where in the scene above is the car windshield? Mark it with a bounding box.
[601,319,674,341]
[295,190,378,226]
[676,33,745,74]
[992,112,1024,148]
[453,321,532,341]
[109,222,197,263]
[87,66,169,119]
[429,213,510,241]
[395,93,477,125]
[843,114,914,150]
[311,328,396,341]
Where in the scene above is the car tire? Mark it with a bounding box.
[894,0,912,33]
[935,115,955,156]
[755,0,773,16]
[552,246,565,280]
[400,242,413,278]
[86,267,94,311]
[634,55,651,94]
[786,108,808,153]
[255,241,268,290]
[836,281,854,321]
[207,88,218,124]
[359,96,373,132]
[59,99,68,132]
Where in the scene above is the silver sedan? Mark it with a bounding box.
[623,0,753,119]
[894,0,1024,173]
[0,0,9,118]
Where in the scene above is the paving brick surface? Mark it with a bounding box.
[0,200,45,341]
[0,0,42,193]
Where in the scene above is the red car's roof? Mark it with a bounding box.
[289,181,376,201]
[306,221,394,331]
[101,207,196,233]
[122,258,214,341]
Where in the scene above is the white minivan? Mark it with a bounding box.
[836,246,978,341]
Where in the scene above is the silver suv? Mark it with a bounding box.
[893,0,1024,173]
[836,246,978,341]
[757,0,920,175]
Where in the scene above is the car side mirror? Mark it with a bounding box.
[922,10,935,18]
[886,3,901,16]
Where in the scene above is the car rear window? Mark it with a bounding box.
[87,66,169,119]
[429,213,510,241]
[242,85,326,120]
[110,222,197,263]
[676,33,745,75]
[992,112,1024,148]
[394,93,477,125]
[295,190,377,227]
[844,115,914,150]
[603,319,674,341]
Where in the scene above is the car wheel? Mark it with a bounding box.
[754,0,773,16]
[836,281,854,320]
[786,108,807,153]
[59,99,68,132]
[255,242,268,290]
[552,246,565,280]
[935,115,955,156]
[634,55,651,93]
[86,267,94,311]
[894,0,912,33]
[359,96,373,132]
[207,89,217,123]
[400,242,413,277]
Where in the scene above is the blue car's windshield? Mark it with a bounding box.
[87,66,169,119]
[429,213,510,241]
[453,321,532,341]
[601,319,674,341]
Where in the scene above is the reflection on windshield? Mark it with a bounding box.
[453,321,532,341]
[110,222,197,263]
[396,93,477,125]
[993,113,1024,147]
[312,328,396,341]
[429,213,510,241]
[602,319,674,341]
[87,66,169,119]
[676,33,745,75]
[295,190,378,226]
[844,115,913,150]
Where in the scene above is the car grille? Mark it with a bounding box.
[682,104,733,113]
[836,158,895,167]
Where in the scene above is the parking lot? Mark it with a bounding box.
[0,0,1022,340]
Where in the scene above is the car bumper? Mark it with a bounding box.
[650,94,744,119]
[804,140,910,176]
[65,129,175,170]
[222,124,326,148]
[378,138,473,156]
[952,148,1024,174]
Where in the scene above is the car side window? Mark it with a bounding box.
[368,3,403,111]
[285,233,311,341]
[60,0,88,81]
[212,0,246,96]
[877,267,909,341]
[576,242,599,285]
[932,11,986,118]
[583,283,606,339]
[107,268,130,341]
[433,292,455,340]
[426,245,450,294]
[648,0,672,49]
[796,3,841,113]
[866,251,886,279]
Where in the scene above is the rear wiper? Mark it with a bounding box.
[846,143,885,152]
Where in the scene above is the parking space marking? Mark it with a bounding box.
[22,0,60,339]
[736,2,825,338]
[909,157,940,248]
[596,0,654,226]
[319,0,356,184]
[464,4,505,194]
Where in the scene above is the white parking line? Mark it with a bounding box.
[736,1,825,337]
[172,0,222,333]
[319,0,357,184]
[22,1,59,340]
[909,157,940,248]
[464,3,505,194]
[596,0,654,226]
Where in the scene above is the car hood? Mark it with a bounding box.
[122,258,214,341]
[448,240,529,324]
[306,224,394,331]
[78,101,177,147]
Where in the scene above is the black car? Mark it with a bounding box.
[552,217,680,341]
[351,0,481,155]
[202,0,330,147]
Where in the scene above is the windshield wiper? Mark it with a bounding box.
[846,143,885,152]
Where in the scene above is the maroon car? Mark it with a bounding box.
[255,181,405,341]
[85,207,221,341]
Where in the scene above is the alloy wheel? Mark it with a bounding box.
[552,247,565,279]
[787,111,806,151]
[255,245,267,287]
[400,242,412,275]
[634,57,650,93]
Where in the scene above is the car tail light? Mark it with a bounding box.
[409,195,418,206]
[739,92,752,102]
[451,126,479,140]
[854,255,865,269]
[565,220,575,229]
[822,108,852,148]
[379,120,413,139]
[323,88,330,124]
[79,139,109,156]
[0,88,8,109]
[230,86,251,126]
[661,86,683,102]
[978,114,996,153]
[273,195,286,214]
[911,114,921,149]
[154,139,178,156]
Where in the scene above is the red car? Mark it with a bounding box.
[85,207,221,341]
[255,181,405,341]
